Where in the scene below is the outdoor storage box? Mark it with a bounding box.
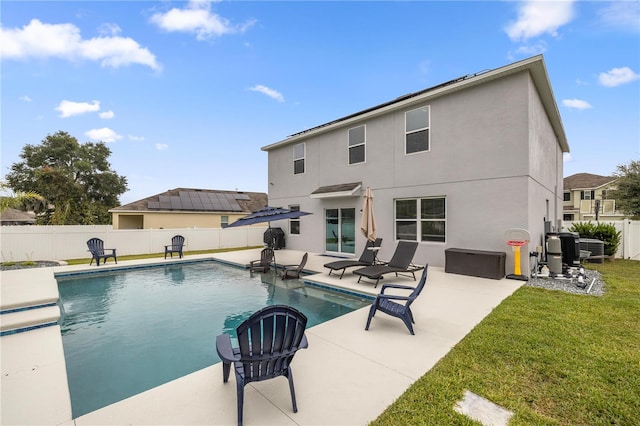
[445,248,506,280]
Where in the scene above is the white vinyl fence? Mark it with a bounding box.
[562,220,640,261]
[0,225,268,262]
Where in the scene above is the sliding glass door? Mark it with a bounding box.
[325,208,355,255]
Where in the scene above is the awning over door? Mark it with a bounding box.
[310,182,362,199]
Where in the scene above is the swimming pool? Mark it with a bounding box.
[56,261,370,418]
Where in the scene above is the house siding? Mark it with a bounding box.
[266,57,566,270]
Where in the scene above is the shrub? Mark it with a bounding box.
[569,222,621,256]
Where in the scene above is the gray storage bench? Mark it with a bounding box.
[445,248,506,280]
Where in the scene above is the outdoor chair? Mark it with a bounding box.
[249,247,274,273]
[324,238,383,278]
[164,235,185,259]
[365,265,429,335]
[353,241,421,287]
[281,252,308,280]
[216,305,309,426]
[87,237,117,266]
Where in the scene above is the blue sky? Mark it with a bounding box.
[2,0,639,204]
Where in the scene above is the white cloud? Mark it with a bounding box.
[128,135,145,141]
[149,0,255,40]
[97,23,122,36]
[99,110,115,119]
[505,1,576,41]
[562,99,592,110]
[563,152,572,163]
[598,67,640,87]
[156,143,169,150]
[0,19,161,70]
[19,95,32,102]
[55,99,100,118]
[85,127,122,142]
[249,85,285,103]
[598,1,640,32]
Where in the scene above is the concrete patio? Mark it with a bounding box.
[1,249,523,425]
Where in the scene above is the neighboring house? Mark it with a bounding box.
[109,188,268,230]
[0,208,36,226]
[563,173,621,221]
[262,55,568,268]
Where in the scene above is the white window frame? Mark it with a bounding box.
[348,125,366,165]
[293,143,305,175]
[405,106,430,155]
[394,196,446,243]
[220,215,229,228]
[289,205,300,235]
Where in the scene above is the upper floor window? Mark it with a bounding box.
[395,196,445,242]
[348,125,366,164]
[563,192,571,202]
[581,190,595,200]
[293,143,305,174]
[405,106,430,154]
[221,215,229,228]
[289,205,300,235]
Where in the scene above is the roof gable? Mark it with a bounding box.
[564,173,616,190]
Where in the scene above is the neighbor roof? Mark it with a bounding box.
[564,173,616,191]
[261,55,569,153]
[0,208,36,224]
[110,188,268,213]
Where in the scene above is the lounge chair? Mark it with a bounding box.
[324,238,383,278]
[353,241,421,287]
[365,265,429,335]
[281,252,308,279]
[249,247,274,273]
[87,237,117,266]
[216,305,309,426]
[164,235,185,259]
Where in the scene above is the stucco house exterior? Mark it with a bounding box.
[563,173,621,221]
[109,188,267,230]
[262,55,569,270]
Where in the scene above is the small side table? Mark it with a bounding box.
[367,246,381,264]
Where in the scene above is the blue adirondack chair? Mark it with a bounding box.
[87,238,117,266]
[164,235,185,259]
[216,305,309,426]
[365,265,429,335]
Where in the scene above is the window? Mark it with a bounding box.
[348,125,365,164]
[563,192,571,202]
[580,190,594,200]
[220,215,229,228]
[395,197,445,242]
[405,106,430,154]
[289,205,300,235]
[563,214,574,221]
[293,143,305,175]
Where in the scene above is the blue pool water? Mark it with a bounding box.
[56,261,370,418]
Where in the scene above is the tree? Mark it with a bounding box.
[5,131,128,225]
[611,160,640,219]
[0,181,44,212]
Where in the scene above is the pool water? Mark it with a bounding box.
[57,261,370,418]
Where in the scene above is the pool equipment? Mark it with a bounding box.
[546,232,563,276]
[505,228,530,281]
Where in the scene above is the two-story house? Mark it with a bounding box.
[262,55,568,269]
[563,173,620,221]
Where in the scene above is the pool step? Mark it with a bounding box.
[1,304,61,335]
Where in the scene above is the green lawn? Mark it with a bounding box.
[63,246,261,265]
[371,260,640,425]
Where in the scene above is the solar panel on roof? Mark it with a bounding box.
[148,202,160,209]
[235,194,250,200]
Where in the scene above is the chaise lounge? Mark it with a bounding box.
[353,241,422,287]
[324,238,383,278]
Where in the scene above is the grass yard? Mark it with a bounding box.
[371,260,640,425]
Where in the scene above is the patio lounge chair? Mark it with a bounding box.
[87,237,117,266]
[249,247,274,273]
[281,252,308,280]
[365,265,429,335]
[323,238,383,278]
[216,305,309,426]
[164,235,185,259]
[353,241,421,287]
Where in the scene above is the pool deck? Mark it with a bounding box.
[1,249,523,425]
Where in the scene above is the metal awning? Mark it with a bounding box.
[310,182,362,199]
